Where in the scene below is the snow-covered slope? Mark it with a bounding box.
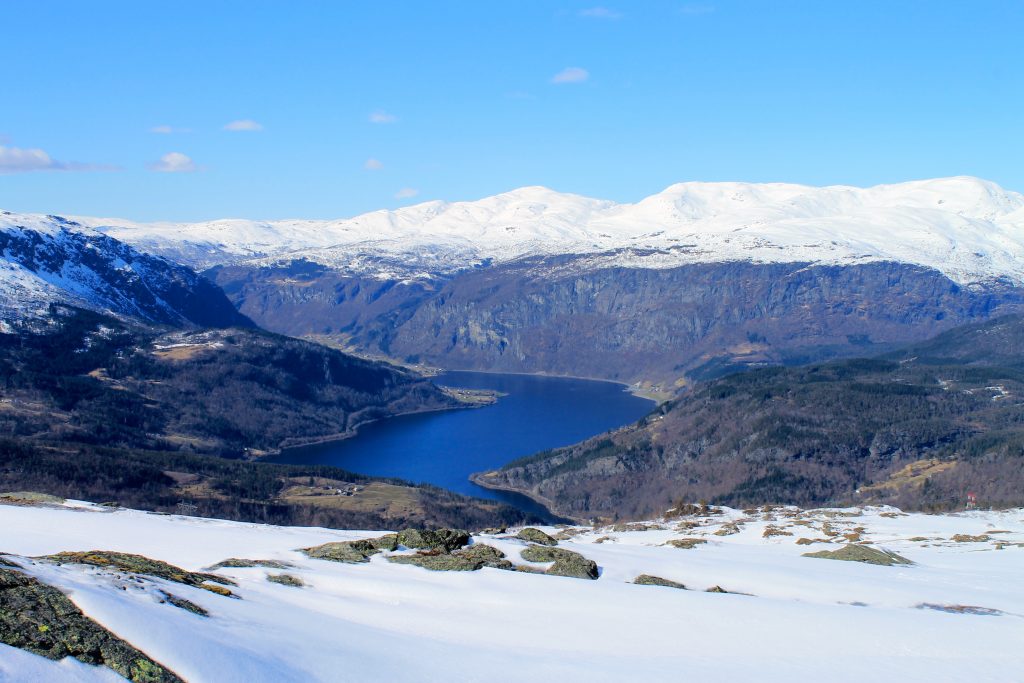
[2,499,1022,682]
[0,212,248,328]
[73,176,1024,284]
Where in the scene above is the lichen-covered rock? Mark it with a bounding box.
[0,567,184,682]
[634,575,686,589]
[434,529,471,551]
[266,573,305,588]
[40,552,235,596]
[520,545,599,580]
[516,528,558,546]
[207,558,294,570]
[388,553,482,572]
[802,544,913,566]
[916,603,1003,616]
[665,538,707,550]
[951,534,990,543]
[367,534,400,551]
[159,592,208,617]
[397,528,469,552]
[458,544,515,570]
[388,544,514,572]
[198,584,234,598]
[302,539,381,564]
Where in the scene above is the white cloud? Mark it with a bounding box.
[223,119,264,132]
[551,67,590,84]
[394,187,418,199]
[148,152,197,173]
[0,144,116,173]
[369,111,398,124]
[579,7,622,19]
[150,125,191,134]
[0,145,56,173]
[364,158,384,171]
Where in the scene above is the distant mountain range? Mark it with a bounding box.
[70,176,1024,283]
[19,176,1014,391]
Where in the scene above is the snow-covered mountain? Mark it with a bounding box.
[76,176,1024,285]
[0,212,249,329]
[1,497,1022,682]
[7,177,1024,388]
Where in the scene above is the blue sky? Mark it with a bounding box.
[2,1,1022,221]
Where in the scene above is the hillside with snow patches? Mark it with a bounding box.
[1,498,1021,682]
[0,212,247,329]
[68,176,1024,284]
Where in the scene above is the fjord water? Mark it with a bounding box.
[273,371,654,519]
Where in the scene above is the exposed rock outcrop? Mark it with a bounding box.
[0,566,184,682]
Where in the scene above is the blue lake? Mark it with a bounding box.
[270,371,655,520]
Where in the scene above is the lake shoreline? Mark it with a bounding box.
[269,370,654,519]
[263,396,492,460]
[423,367,664,404]
[469,472,582,525]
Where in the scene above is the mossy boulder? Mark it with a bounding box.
[0,567,183,682]
[388,553,482,572]
[802,544,913,566]
[302,539,378,563]
[40,551,235,596]
[302,534,397,564]
[397,528,469,552]
[516,528,558,546]
[520,545,599,580]
[634,575,686,589]
[368,534,400,551]
[388,544,514,572]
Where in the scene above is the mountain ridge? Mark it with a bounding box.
[0,213,250,330]
[57,176,1024,285]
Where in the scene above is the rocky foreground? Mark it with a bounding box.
[1,496,1021,682]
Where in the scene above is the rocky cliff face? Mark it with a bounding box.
[211,257,1024,388]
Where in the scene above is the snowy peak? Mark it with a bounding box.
[31,176,1024,284]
